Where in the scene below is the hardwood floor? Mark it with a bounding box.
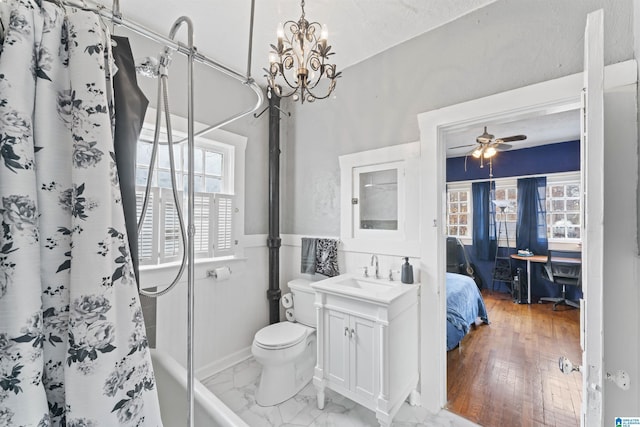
[447,290,582,427]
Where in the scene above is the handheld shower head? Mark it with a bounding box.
[135,56,160,78]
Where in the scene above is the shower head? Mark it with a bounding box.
[136,47,174,78]
[135,56,160,78]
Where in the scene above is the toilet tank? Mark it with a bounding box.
[288,279,316,327]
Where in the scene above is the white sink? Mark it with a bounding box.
[333,277,397,292]
[311,273,417,303]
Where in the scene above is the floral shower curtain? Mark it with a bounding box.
[0,1,162,425]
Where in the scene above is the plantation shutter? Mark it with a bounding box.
[159,188,184,262]
[213,194,234,257]
[193,192,214,257]
[136,187,159,265]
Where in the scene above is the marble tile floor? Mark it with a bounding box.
[201,357,479,427]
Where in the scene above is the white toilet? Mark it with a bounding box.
[251,279,317,406]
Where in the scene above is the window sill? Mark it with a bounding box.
[448,237,582,253]
[139,256,248,290]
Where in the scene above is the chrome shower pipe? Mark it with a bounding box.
[165,17,196,427]
[174,0,262,144]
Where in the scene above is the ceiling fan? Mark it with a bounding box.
[452,126,527,168]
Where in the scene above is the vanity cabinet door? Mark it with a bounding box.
[350,315,376,401]
[325,309,377,400]
[326,310,350,389]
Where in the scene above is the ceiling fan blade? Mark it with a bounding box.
[496,143,512,151]
[449,143,476,150]
[495,134,527,143]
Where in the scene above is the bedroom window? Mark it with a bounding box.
[135,125,238,265]
[446,173,581,245]
[446,188,470,237]
[493,181,518,239]
[546,176,581,241]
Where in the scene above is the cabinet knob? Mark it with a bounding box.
[351,328,355,337]
[344,327,349,337]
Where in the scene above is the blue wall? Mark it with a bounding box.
[447,140,582,302]
[447,140,580,182]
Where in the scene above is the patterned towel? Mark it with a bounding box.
[315,239,340,277]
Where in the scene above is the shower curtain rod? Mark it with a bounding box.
[58,0,265,133]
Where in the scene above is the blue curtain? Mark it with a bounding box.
[516,177,548,255]
[472,181,496,261]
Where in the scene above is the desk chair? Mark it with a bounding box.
[540,250,581,310]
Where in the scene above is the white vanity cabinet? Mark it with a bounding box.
[325,309,377,401]
[311,275,420,427]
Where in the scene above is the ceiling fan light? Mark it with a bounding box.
[484,146,497,158]
[472,148,483,158]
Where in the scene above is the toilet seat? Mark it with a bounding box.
[254,322,308,350]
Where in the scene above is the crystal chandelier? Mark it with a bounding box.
[265,0,341,103]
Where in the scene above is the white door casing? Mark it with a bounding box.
[581,9,604,426]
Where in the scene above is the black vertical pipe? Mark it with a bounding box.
[267,91,282,324]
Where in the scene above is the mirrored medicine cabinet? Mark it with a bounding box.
[339,142,420,256]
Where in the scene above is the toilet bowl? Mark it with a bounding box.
[251,279,317,406]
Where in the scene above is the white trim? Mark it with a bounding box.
[139,255,248,290]
[281,234,341,247]
[416,59,637,412]
[196,346,253,382]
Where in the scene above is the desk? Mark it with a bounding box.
[510,254,547,304]
[510,254,581,304]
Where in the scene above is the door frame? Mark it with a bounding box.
[415,59,636,413]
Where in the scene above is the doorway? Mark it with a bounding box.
[417,59,636,421]
[441,111,583,424]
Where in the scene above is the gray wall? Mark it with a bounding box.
[119,0,639,419]
[283,0,634,236]
[281,0,639,420]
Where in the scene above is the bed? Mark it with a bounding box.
[446,272,489,350]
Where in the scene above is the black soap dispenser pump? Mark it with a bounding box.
[401,257,414,284]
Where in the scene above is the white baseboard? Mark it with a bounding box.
[196,346,253,381]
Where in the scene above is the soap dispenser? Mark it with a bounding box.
[401,257,414,284]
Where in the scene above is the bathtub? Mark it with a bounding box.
[150,349,249,427]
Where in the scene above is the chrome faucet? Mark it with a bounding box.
[370,254,380,279]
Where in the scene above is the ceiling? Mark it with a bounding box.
[444,109,581,158]
[95,0,498,80]
[91,0,578,154]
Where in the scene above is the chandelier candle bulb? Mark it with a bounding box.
[320,24,328,44]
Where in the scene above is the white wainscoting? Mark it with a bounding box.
[154,238,269,380]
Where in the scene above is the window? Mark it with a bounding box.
[135,125,238,265]
[446,173,581,244]
[492,181,518,241]
[446,187,470,237]
[547,178,581,240]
